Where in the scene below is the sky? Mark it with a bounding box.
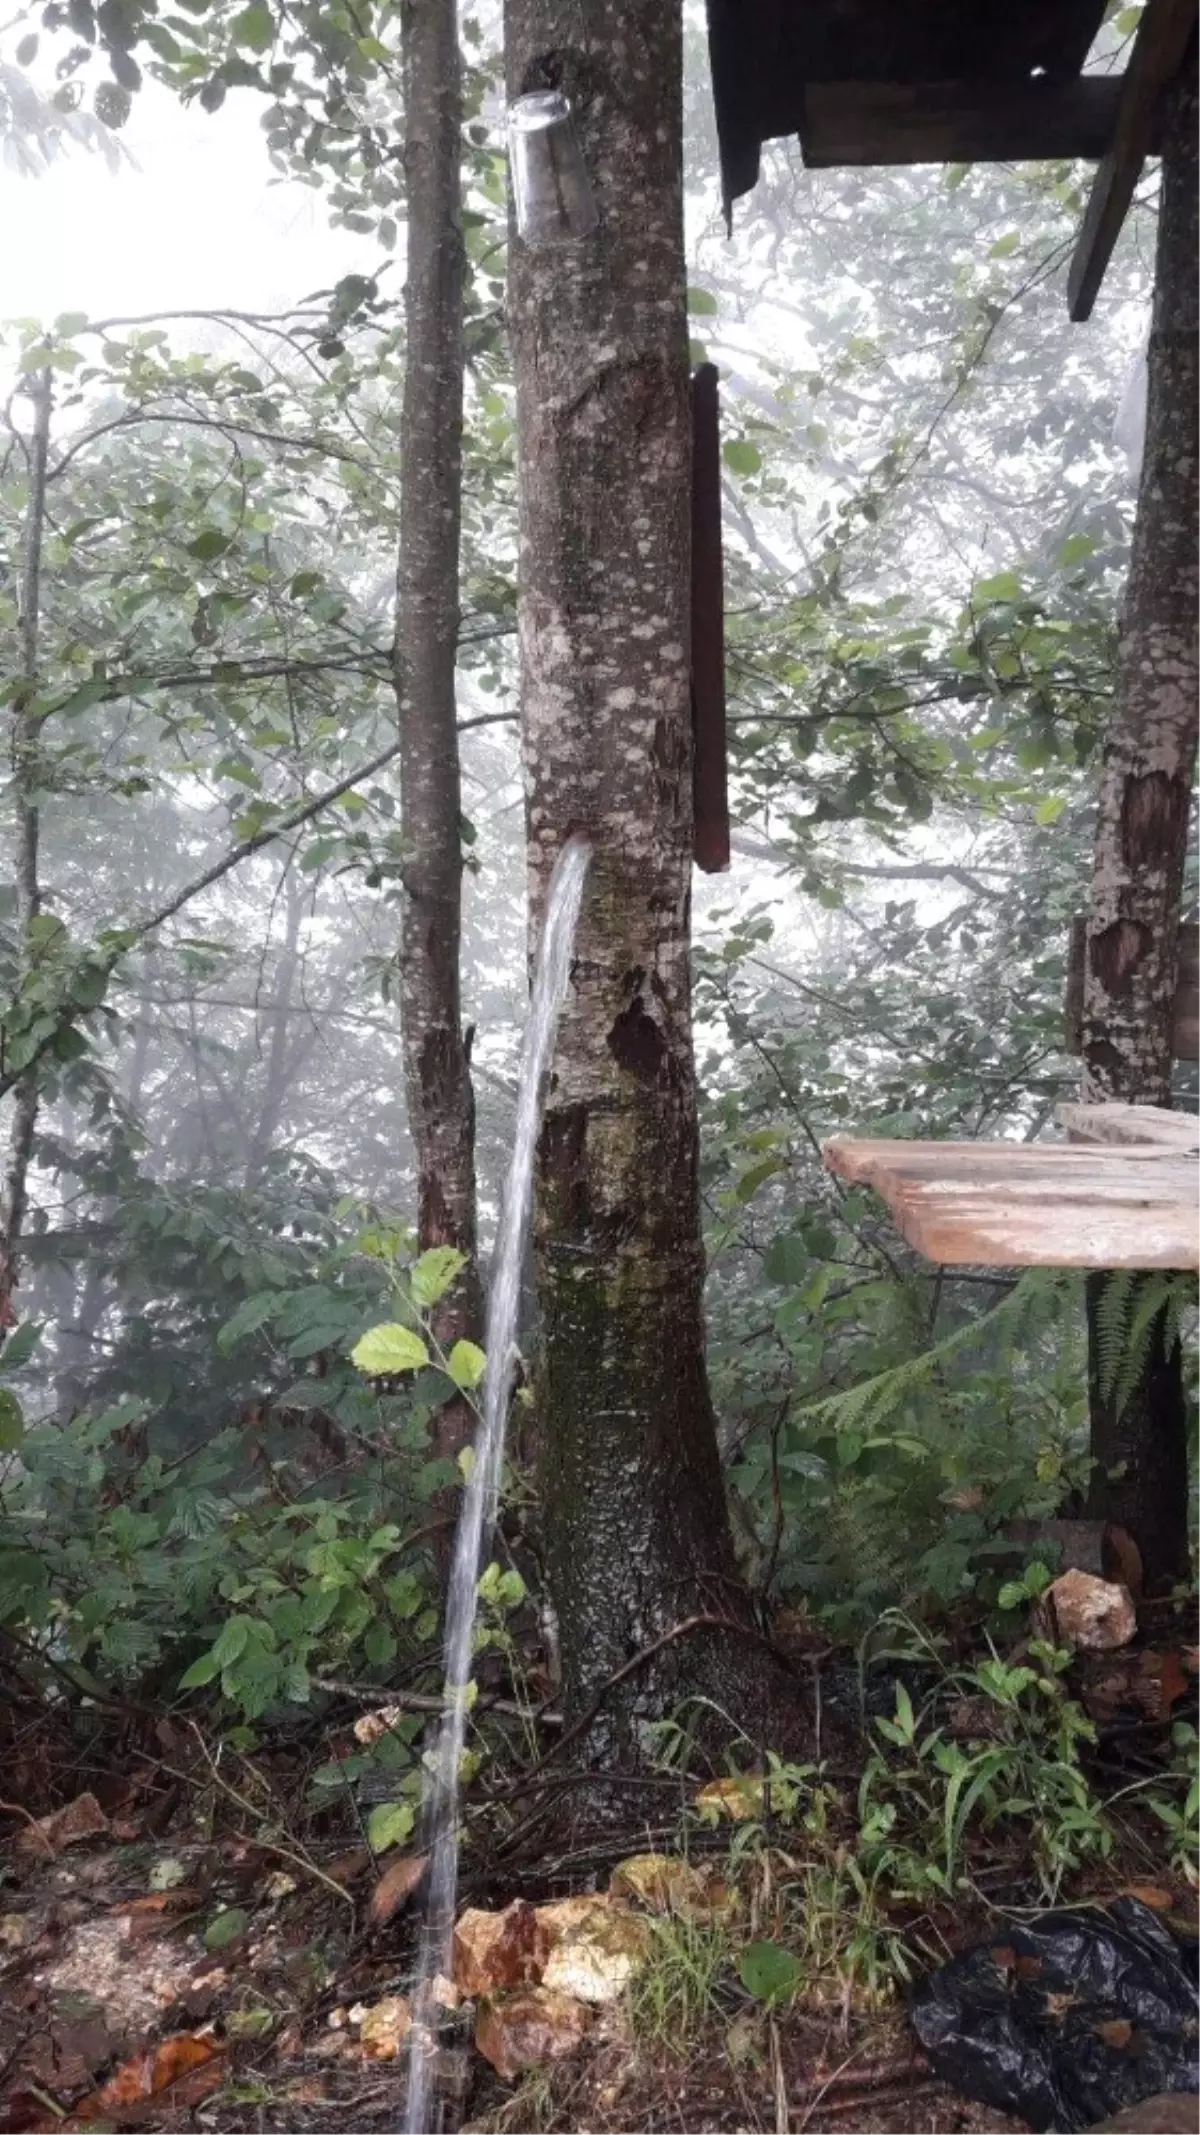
[1,76,373,324]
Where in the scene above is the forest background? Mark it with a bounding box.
[0,0,1193,1771]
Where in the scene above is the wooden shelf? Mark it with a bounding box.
[822,1124,1198,1270]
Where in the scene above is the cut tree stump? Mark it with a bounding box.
[822,1113,1198,1270]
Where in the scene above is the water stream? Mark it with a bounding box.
[403,833,592,2134]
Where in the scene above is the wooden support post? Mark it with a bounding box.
[1067,0,1197,321]
[690,362,730,873]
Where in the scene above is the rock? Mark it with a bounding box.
[367,1851,428,1929]
[1081,1648,1190,1726]
[537,1894,650,2004]
[694,1773,765,1822]
[353,1704,404,1747]
[474,1986,591,2082]
[452,1900,550,1997]
[1046,1569,1137,1651]
[357,1995,412,2060]
[609,1853,710,1917]
[1086,2096,1198,2133]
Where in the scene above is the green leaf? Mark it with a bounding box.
[231,1,273,48]
[0,1389,24,1450]
[204,1907,249,1950]
[446,1339,486,1391]
[997,1581,1028,1611]
[187,528,233,562]
[179,1650,221,1688]
[351,1323,430,1376]
[738,1942,801,2006]
[367,1799,416,1855]
[410,1245,465,1308]
[1,1322,42,1372]
[988,232,1020,258]
[217,1292,279,1353]
[735,1157,783,1204]
[723,439,762,477]
[763,1234,808,1286]
[52,678,111,721]
[1059,532,1095,566]
[974,571,1022,604]
[212,1614,252,1667]
[687,286,718,315]
[1034,795,1066,826]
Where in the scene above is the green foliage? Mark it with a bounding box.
[629,1912,732,2051]
[738,1941,801,2007]
[0,1213,479,1721]
[855,1620,1111,1903]
[1093,1271,1199,1417]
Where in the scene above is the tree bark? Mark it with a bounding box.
[395,0,481,1469]
[1080,68,1197,1589]
[504,0,763,1763]
[0,369,52,1336]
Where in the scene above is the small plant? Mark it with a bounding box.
[857,1635,1111,1904]
[629,1912,733,2051]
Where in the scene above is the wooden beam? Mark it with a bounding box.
[690,363,730,874]
[1056,1101,1200,1150]
[1067,0,1197,321]
[799,77,1132,168]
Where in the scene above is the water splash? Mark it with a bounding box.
[404,833,591,2134]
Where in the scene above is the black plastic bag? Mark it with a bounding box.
[909,1898,1198,2132]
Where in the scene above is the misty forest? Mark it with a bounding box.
[0,0,1197,2130]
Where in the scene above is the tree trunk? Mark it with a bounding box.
[395,0,481,1470]
[504,0,764,1763]
[0,369,52,1336]
[1080,68,1197,1590]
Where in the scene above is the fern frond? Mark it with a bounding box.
[1094,1271,1135,1407]
[1105,1271,1200,1419]
[803,1269,1076,1440]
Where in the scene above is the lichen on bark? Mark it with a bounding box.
[1080,67,1197,1588]
[503,0,774,1758]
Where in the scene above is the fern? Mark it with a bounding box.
[801,1269,1077,1439]
[1094,1270,1199,1418]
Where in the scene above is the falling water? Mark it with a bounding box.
[404,833,591,2135]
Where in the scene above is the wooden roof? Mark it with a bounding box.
[706,0,1106,205]
[705,0,1198,315]
[822,1105,1198,1270]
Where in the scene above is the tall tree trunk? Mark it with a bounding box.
[0,369,52,1336]
[504,0,762,1763]
[395,0,481,1468]
[1080,68,1197,1590]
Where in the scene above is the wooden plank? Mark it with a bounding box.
[799,77,1130,168]
[1065,916,1198,1060]
[1067,0,1198,321]
[690,363,730,874]
[822,1136,1198,1269]
[1056,1101,1200,1150]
